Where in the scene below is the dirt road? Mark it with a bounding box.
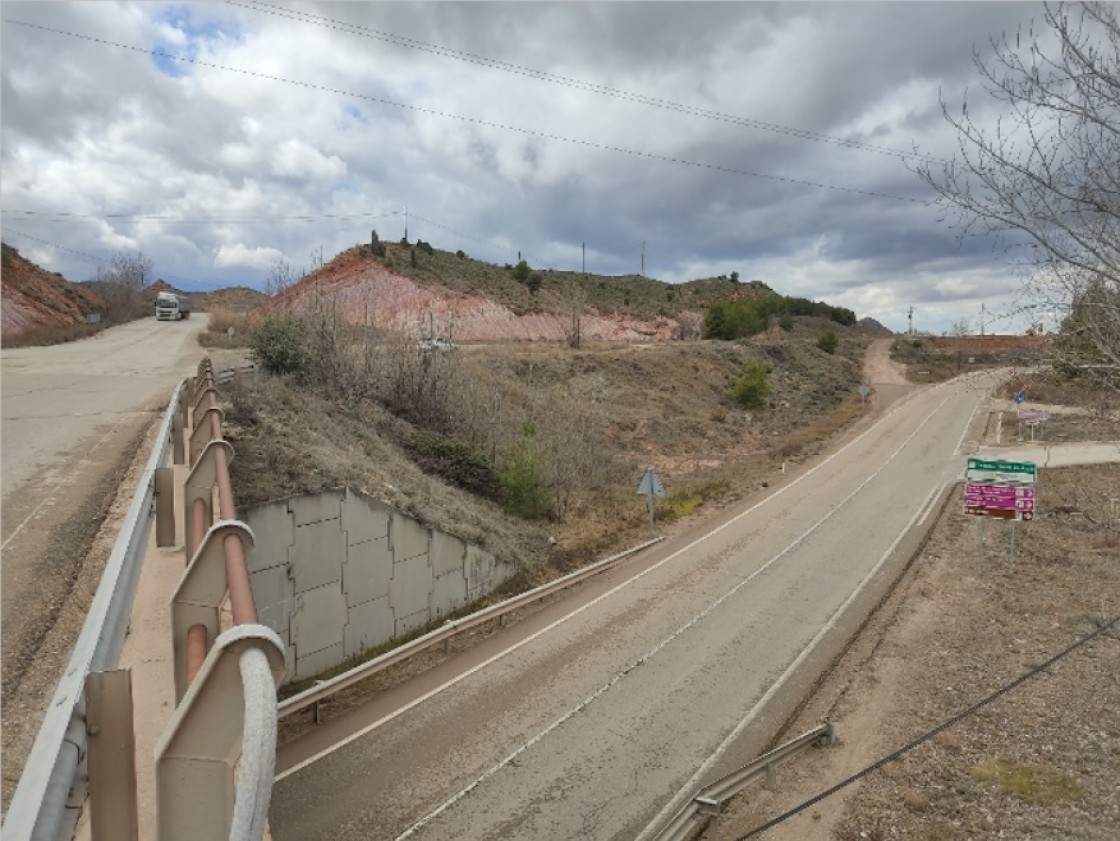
[1,316,208,805]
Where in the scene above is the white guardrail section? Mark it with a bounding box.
[3,382,185,841]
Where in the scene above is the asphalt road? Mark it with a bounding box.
[270,368,1004,841]
[1,316,207,692]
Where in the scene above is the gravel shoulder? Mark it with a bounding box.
[699,414,1119,840]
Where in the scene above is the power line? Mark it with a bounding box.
[2,18,932,206]
[1,227,207,289]
[1,209,402,224]
[232,0,946,166]
[735,613,1119,839]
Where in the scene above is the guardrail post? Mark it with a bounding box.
[155,467,176,548]
[84,670,139,841]
[155,625,285,841]
[183,439,231,559]
[170,519,256,702]
[172,412,186,466]
[189,398,223,465]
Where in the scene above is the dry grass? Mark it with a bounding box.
[197,307,253,348]
[1,321,105,348]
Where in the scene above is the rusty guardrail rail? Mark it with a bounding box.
[278,534,664,720]
[153,357,285,841]
[652,723,836,841]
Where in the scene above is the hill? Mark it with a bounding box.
[258,242,779,342]
[1,243,104,341]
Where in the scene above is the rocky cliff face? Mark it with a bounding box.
[1,244,103,337]
[260,248,688,342]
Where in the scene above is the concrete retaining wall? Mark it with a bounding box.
[244,488,515,684]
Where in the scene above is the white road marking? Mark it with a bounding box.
[390,394,955,840]
[636,476,942,841]
[275,387,943,783]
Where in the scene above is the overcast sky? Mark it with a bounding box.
[2,1,1061,335]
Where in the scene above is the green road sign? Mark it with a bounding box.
[966,458,1037,486]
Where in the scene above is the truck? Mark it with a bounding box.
[154,291,191,321]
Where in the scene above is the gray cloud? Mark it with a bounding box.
[1,1,1055,333]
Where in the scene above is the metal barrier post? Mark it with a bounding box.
[84,670,139,841]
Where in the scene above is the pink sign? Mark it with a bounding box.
[964,483,1035,512]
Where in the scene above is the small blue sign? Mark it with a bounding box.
[1014,390,1025,405]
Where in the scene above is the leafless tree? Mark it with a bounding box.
[951,317,973,337]
[917,2,1119,381]
[266,259,297,297]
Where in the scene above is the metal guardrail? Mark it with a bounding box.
[279,535,665,719]
[155,357,285,841]
[652,723,836,841]
[3,380,185,841]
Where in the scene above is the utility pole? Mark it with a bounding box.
[641,241,646,277]
[980,303,986,336]
[907,306,914,336]
[403,205,408,243]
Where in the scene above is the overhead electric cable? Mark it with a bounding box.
[2,18,932,206]
[734,614,1120,839]
[3,227,207,289]
[1,209,402,224]
[232,0,945,165]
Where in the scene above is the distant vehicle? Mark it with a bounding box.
[154,291,191,321]
[417,338,457,352]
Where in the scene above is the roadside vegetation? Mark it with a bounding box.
[222,286,873,577]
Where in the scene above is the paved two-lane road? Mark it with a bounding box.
[1,316,208,805]
[270,368,1001,841]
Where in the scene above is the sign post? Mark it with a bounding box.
[964,458,1038,563]
[636,466,666,536]
[858,383,870,407]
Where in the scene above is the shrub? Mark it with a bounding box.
[779,312,794,331]
[411,431,500,498]
[817,330,839,354]
[500,421,553,520]
[732,358,771,408]
[512,259,530,284]
[526,274,542,294]
[249,315,311,379]
[416,240,434,255]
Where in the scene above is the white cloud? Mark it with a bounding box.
[271,139,346,181]
[214,243,283,270]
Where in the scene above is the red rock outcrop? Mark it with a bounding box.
[1,244,103,337]
[259,249,685,342]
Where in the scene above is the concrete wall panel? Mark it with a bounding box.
[290,518,345,593]
[289,493,343,528]
[344,491,390,545]
[389,553,432,626]
[344,596,393,658]
[343,536,392,607]
[391,515,430,561]
[250,567,293,641]
[245,486,517,685]
[295,642,343,682]
[245,502,293,573]
[291,584,345,656]
[432,570,468,618]
[431,531,467,577]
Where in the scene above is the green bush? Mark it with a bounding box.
[512,259,530,284]
[527,274,542,294]
[249,315,311,379]
[411,431,500,498]
[732,358,771,408]
[500,422,553,520]
[817,330,839,354]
